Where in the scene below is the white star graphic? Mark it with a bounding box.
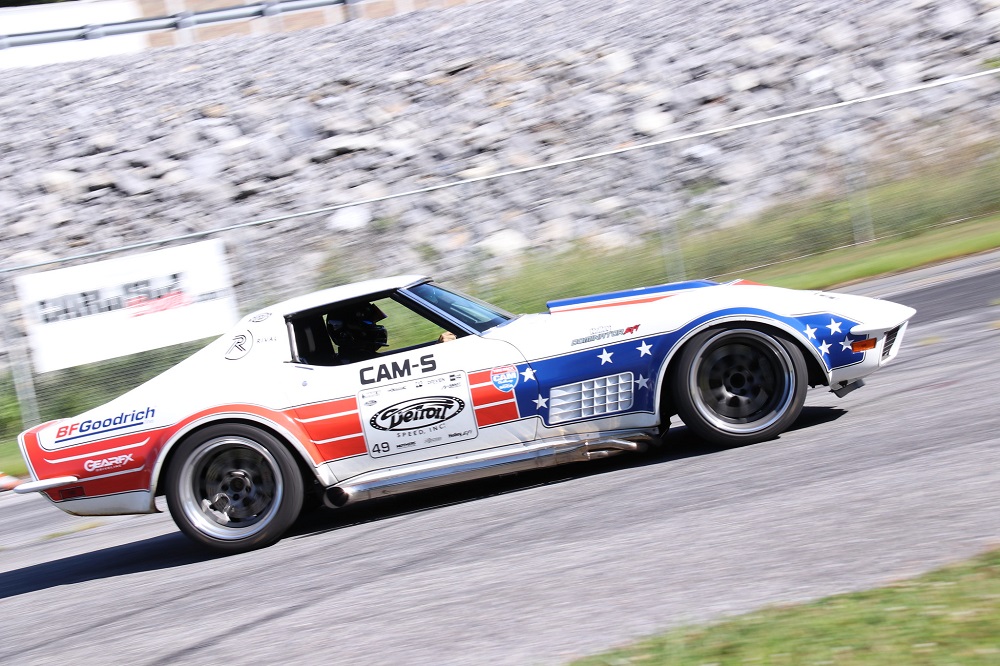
[521,366,536,382]
[635,374,650,390]
[818,340,832,355]
[840,337,853,352]
[533,395,548,410]
[598,349,614,365]
[827,319,842,334]
[636,341,653,357]
[803,324,817,340]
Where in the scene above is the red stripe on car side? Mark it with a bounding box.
[315,435,367,461]
[293,397,358,421]
[298,411,364,446]
[468,370,491,385]
[474,400,520,427]
[471,382,510,406]
[552,294,672,312]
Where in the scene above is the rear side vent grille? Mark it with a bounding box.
[882,326,901,359]
[549,373,634,425]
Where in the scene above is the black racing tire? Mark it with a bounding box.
[166,424,304,553]
[670,326,807,446]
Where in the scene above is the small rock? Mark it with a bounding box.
[587,228,637,251]
[220,137,254,156]
[328,205,372,231]
[818,22,858,50]
[85,171,116,191]
[478,229,530,257]
[113,172,153,196]
[718,159,763,183]
[312,134,381,161]
[982,7,1000,29]
[633,108,675,135]
[538,217,575,243]
[201,104,228,118]
[932,2,977,33]
[835,82,866,102]
[554,49,586,65]
[745,35,781,54]
[457,162,499,180]
[187,152,226,179]
[599,50,636,77]
[674,79,728,105]
[682,143,723,164]
[166,129,199,158]
[730,71,761,92]
[160,169,191,186]
[40,170,81,196]
[386,70,419,84]
[592,196,628,215]
[443,58,476,75]
[6,249,59,267]
[88,132,118,153]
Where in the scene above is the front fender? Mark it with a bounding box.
[651,311,832,412]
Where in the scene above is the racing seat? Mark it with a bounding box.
[293,315,339,366]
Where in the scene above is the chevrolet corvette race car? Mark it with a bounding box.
[17,275,914,552]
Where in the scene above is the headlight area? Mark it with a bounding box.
[849,320,910,366]
[851,338,877,352]
[878,321,909,365]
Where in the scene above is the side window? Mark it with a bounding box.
[288,295,457,366]
[289,314,338,366]
[375,298,447,352]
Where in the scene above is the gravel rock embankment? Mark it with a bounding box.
[1,0,999,299]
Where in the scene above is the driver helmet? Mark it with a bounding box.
[327,302,388,356]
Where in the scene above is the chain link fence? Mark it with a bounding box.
[2,73,1000,462]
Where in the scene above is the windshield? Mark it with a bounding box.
[406,283,512,333]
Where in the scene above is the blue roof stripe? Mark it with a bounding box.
[546,280,719,311]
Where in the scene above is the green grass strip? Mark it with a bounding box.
[0,444,26,479]
[576,549,1000,665]
[736,215,1000,289]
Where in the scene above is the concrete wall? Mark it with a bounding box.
[0,0,486,68]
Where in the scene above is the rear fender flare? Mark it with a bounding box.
[149,410,332,501]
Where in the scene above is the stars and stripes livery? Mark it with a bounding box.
[15,274,914,551]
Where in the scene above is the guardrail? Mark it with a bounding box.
[0,0,346,48]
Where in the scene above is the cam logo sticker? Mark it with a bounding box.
[225,331,253,360]
[490,365,519,392]
[358,371,478,458]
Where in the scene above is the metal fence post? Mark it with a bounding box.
[659,144,687,283]
[1,276,40,430]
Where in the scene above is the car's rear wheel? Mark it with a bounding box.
[166,424,303,552]
[671,327,807,446]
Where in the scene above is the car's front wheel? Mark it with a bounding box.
[166,424,303,552]
[671,327,807,446]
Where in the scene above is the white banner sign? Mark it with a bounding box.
[15,240,239,373]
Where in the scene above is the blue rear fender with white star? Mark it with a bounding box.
[487,282,915,430]
[497,308,845,430]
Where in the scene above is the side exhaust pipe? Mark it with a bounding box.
[322,433,654,509]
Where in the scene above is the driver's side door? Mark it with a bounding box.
[284,296,536,483]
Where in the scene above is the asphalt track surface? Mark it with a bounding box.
[2,252,998,665]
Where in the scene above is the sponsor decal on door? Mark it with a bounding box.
[358,371,477,458]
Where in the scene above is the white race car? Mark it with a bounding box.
[17,276,914,551]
